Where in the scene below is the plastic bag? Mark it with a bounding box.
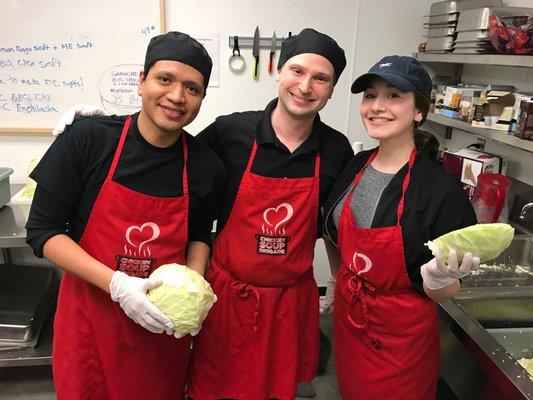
[488,13,533,55]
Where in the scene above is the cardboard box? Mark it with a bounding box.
[441,86,462,119]
[431,84,447,114]
[458,88,484,123]
[510,93,533,134]
[471,91,515,131]
[442,149,506,200]
[516,100,533,141]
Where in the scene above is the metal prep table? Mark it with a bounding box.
[0,185,55,367]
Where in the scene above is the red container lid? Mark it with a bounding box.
[477,173,511,189]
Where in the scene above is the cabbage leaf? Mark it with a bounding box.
[425,223,514,263]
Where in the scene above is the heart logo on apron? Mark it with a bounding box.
[263,203,293,233]
[126,222,160,253]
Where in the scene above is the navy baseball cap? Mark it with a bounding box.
[351,55,432,98]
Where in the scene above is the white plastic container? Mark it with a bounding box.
[0,168,13,208]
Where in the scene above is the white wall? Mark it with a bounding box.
[164,0,359,137]
[0,0,447,285]
[347,0,434,150]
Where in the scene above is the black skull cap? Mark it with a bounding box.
[277,28,346,85]
[144,31,213,94]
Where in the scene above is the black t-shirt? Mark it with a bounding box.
[26,113,226,257]
[197,98,354,237]
[324,136,477,294]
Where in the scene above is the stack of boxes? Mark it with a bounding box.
[431,84,533,141]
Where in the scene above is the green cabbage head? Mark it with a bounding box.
[147,263,217,335]
[425,223,514,263]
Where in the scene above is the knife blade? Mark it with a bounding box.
[252,26,260,79]
[268,31,276,74]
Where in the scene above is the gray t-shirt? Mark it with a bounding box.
[333,164,395,228]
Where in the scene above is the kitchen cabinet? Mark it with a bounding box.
[414,52,533,154]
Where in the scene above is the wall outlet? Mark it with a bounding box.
[476,138,486,151]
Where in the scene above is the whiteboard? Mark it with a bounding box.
[0,0,163,132]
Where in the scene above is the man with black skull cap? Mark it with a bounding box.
[25,32,225,399]
[186,28,353,400]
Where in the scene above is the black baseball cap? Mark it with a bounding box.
[351,55,432,98]
[144,31,212,95]
[277,28,346,85]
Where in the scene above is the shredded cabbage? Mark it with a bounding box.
[518,358,533,379]
[425,223,514,263]
[147,263,217,335]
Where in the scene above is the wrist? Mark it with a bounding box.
[109,270,126,300]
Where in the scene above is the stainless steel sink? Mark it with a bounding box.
[455,235,533,328]
[460,234,533,289]
[438,236,533,399]
[457,297,533,328]
[488,328,533,361]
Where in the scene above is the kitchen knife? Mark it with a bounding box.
[252,26,260,79]
[268,31,276,74]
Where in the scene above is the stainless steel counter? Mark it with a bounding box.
[0,184,29,264]
[0,203,28,248]
[0,186,54,367]
[438,237,533,400]
[439,296,533,399]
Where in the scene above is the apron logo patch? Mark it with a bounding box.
[349,251,373,275]
[116,222,160,277]
[256,203,293,255]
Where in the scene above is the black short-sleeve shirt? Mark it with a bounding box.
[197,98,354,237]
[26,113,226,257]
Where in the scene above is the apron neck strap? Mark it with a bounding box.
[344,146,417,226]
[395,146,417,224]
[181,132,189,196]
[106,116,132,181]
[106,117,189,195]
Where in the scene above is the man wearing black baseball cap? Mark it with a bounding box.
[26,31,225,399]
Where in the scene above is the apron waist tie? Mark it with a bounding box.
[346,276,376,329]
[230,280,261,333]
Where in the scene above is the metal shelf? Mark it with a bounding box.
[426,112,533,153]
[414,52,533,68]
[0,307,53,367]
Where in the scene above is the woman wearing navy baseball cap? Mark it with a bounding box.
[323,56,479,399]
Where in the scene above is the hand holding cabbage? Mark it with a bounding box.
[421,249,480,290]
[147,264,217,338]
[421,223,514,290]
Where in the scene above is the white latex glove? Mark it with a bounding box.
[421,249,480,290]
[52,104,108,137]
[109,271,174,334]
[319,275,336,314]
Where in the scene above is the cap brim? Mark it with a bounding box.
[351,72,417,94]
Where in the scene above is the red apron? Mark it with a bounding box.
[188,141,320,400]
[334,148,440,400]
[52,117,191,400]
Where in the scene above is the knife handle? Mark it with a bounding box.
[268,52,274,74]
[253,56,259,79]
